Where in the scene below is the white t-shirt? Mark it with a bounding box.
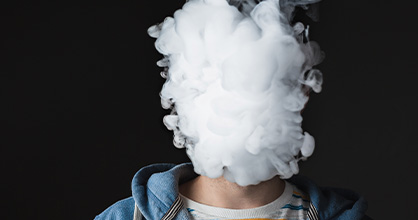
[180,181,310,220]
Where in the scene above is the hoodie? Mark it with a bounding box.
[94,163,370,220]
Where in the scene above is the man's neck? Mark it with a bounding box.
[179,175,285,209]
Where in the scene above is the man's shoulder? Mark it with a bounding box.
[94,197,135,220]
[288,175,370,220]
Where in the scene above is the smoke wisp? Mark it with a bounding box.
[149,0,324,186]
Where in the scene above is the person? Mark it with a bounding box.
[95,0,371,219]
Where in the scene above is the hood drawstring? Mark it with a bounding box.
[134,196,183,220]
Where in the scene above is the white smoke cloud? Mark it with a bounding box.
[149,0,324,186]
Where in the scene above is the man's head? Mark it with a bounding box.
[149,0,323,186]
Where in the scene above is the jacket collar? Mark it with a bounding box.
[288,175,368,220]
[131,163,197,220]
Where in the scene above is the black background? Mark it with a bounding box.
[1,0,417,219]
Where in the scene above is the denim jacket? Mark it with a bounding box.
[94,163,370,220]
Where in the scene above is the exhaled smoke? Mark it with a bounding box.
[149,0,324,186]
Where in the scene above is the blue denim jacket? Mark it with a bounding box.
[94,163,370,220]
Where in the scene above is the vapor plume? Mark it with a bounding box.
[149,0,324,186]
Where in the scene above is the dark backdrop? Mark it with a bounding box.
[1,1,417,219]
